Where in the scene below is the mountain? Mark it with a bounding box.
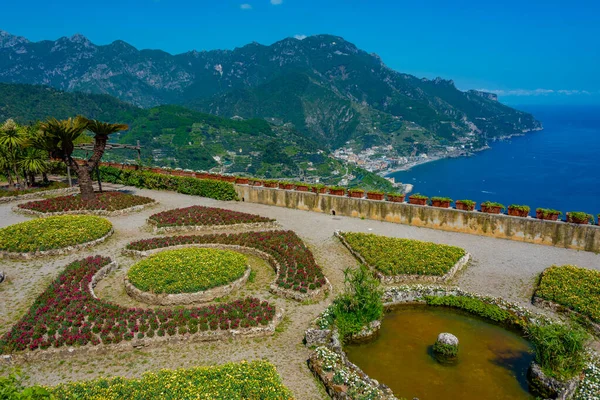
[0,30,541,154]
[0,83,394,190]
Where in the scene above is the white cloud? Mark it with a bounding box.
[477,88,592,97]
[240,3,252,9]
[271,0,283,4]
[294,34,307,40]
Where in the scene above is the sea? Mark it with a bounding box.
[388,104,600,217]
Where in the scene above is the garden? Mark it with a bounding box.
[148,205,274,229]
[17,191,155,214]
[0,215,112,254]
[337,231,467,278]
[127,248,248,294]
[0,181,69,199]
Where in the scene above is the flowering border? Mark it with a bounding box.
[14,200,157,217]
[149,220,280,234]
[0,186,78,204]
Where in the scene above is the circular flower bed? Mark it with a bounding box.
[127,248,248,294]
[0,215,112,253]
[148,205,274,228]
[17,191,155,214]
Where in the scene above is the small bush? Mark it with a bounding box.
[433,341,458,357]
[424,295,514,324]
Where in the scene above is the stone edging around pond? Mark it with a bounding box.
[0,261,284,364]
[0,186,79,204]
[532,295,600,337]
[148,220,281,234]
[124,267,252,306]
[306,285,581,400]
[122,243,332,302]
[12,199,157,217]
[0,228,114,260]
[335,231,471,283]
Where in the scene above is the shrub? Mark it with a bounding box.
[456,199,475,207]
[508,204,530,212]
[409,193,428,200]
[536,265,600,323]
[431,196,452,202]
[128,248,248,294]
[433,341,458,357]
[148,205,273,228]
[567,211,594,223]
[527,323,588,380]
[0,370,53,399]
[339,232,466,277]
[50,360,293,399]
[332,266,383,342]
[536,208,562,217]
[99,166,238,201]
[0,215,112,253]
[424,295,514,324]
[18,191,154,213]
[481,201,505,210]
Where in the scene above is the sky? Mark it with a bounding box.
[2,0,599,104]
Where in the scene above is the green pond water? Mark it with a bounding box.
[345,306,535,400]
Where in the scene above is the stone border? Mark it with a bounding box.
[532,295,600,337]
[148,219,280,234]
[529,361,579,400]
[2,260,284,363]
[123,243,332,302]
[124,267,252,306]
[13,199,157,217]
[0,228,114,260]
[0,186,78,204]
[335,231,471,283]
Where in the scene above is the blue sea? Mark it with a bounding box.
[388,105,600,217]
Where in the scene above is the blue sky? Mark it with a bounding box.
[2,0,599,104]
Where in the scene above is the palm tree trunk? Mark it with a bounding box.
[78,167,95,200]
[42,172,49,184]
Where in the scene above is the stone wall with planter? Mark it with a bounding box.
[13,200,157,217]
[123,243,332,302]
[124,267,252,306]
[0,186,78,204]
[234,185,600,253]
[0,228,114,260]
[335,230,471,283]
[148,219,280,234]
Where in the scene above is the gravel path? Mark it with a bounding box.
[0,184,598,398]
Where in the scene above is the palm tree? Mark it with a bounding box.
[0,119,27,188]
[18,149,49,186]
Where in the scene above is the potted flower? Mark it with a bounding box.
[264,180,279,188]
[566,211,593,225]
[535,208,561,221]
[348,188,365,198]
[328,186,346,196]
[295,182,310,192]
[455,199,476,211]
[367,190,385,200]
[480,201,505,214]
[387,192,406,203]
[279,181,294,190]
[408,193,428,206]
[431,196,452,208]
[311,184,327,194]
[508,204,530,218]
[235,176,249,185]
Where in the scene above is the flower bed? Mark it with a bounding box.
[128,248,248,294]
[534,265,600,325]
[17,191,155,215]
[336,232,467,280]
[50,360,293,399]
[0,182,69,199]
[0,256,277,354]
[0,215,112,254]
[148,205,274,229]
[126,230,328,300]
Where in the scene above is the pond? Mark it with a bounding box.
[345,306,535,399]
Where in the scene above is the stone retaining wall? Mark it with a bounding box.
[124,267,252,306]
[335,230,471,283]
[235,185,600,252]
[0,186,78,204]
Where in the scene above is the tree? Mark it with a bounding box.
[37,117,128,200]
[0,119,27,188]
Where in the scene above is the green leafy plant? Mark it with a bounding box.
[432,341,458,357]
[424,295,514,324]
[0,181,68,198]
[481,201,505,210]
[508,204,530,212]
[386,192,404,197]
[431,196,452,202]
[328,186,345,191]
[0,370,54,399]
[367,190,384,195]
[536,208,562,217]
[567,211,593,223]
[348,188,365,193]
[456,199,475,207]
[409,193,428,200]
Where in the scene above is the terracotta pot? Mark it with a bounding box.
[295,185,309,192]
[349,191,364,198]
[409,197,427,206]
[508,207,529,217]
[566,213,590,224]
[235,178,249,185]
[481,205,503,214]
[367,192,384,201]
[312,187,327,194]
[279,183,294,190]
[252,180,263,186]
[536,211,559,221]
[221,176,236,182]
[264,182,278,188]
[387,194,405,203]
[455,201,476,211]
[329,189,345,196]
[432,200,451,208]
[151,168,163,174]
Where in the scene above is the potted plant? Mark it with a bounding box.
[408,193,428,206]
[279,181,294,190]
[566,211,593,225]
[328,186,346,196]
[431,196,452,208]
[221,175,236,183]
[311,184,327,194]
[535,208,561,221]
[367,190,385,200]
[264,180,279,188]
[348,188,365,198]
[455,199,476,211]
[387,192,406,203]
[295,182,310,192]
[508,204,530,217]
[235,176,249,185]
[252,179,263,186]
[480,201,505,214]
